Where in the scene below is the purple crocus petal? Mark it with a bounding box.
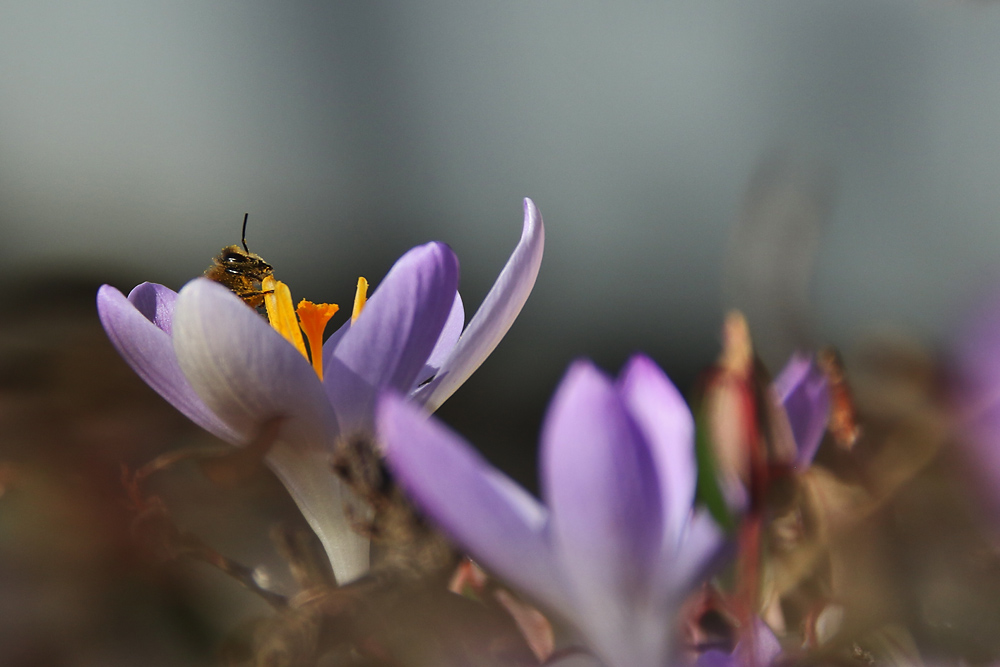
[127,281,177,335]
[696,618,780,667]
[414,198,544,412]
[325,242,459,431]
[744,617,782,667]
[617,353,696,548]
[321,315,352,362]
[541,361,663,604]
[774,353,830,466]
[697,649,736,667]
[413,291,465,390]
[732,616,781,667]
[172,279,369,581]
[172,278,338,447]
[667,509,726,596]
[97,283,237,443]
[772,352,811,401]
[378,392,567,610]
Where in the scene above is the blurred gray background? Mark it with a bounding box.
[3,0,1000,475]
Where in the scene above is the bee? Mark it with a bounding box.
[204,213,274,309]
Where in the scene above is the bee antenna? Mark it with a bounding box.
[241,213,250,252]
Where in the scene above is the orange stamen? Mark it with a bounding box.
[352,277,368,324]
[263,276,308,358]
[296,300,339,380]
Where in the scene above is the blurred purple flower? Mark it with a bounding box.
[772,352,830,468]
[953,285,1000,515]
[97,199,544,584]
[707,348,830,514]
[378,355,722,667]
[696,618,781,667]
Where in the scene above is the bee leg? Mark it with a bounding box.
[239,288,277,311]
[237,288,275,301]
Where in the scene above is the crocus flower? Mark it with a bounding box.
[377,355,722,667]
[97,198,544,584]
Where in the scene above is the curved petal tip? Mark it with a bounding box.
[414,198,545,411]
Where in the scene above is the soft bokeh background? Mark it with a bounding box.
[3,1,1000,663]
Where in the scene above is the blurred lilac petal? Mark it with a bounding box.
[748,618,782,667]
[695,618,780,667]
[956,285,1000,399]
[774,352,830,466]
[696,649,735,667]
[772,352,811,400]
[324,242,459,431]
[668,510,726,596]
[381,355,719,667]
[618,353,696,549]
[377,392,566,610]
[953,286,1000,516]
[736,618,781,667]
[541,361,663,601]
[97,283,237,442]
[415,198,544,412]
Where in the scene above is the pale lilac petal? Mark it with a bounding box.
[378,392,567,610]
[774,353,830,466]
[414,198,544,412]
[97,283,237,443]
[325,242,459,431]
[618,353,696,546]
[127,282,177,335]
[321,315,352,361]
[540,361,663,602]
[172,278,338,447]
[413,291,464,390]
[172,279,368,581]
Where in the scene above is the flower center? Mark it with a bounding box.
[261,275,368,381]
[296,300,339,379]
